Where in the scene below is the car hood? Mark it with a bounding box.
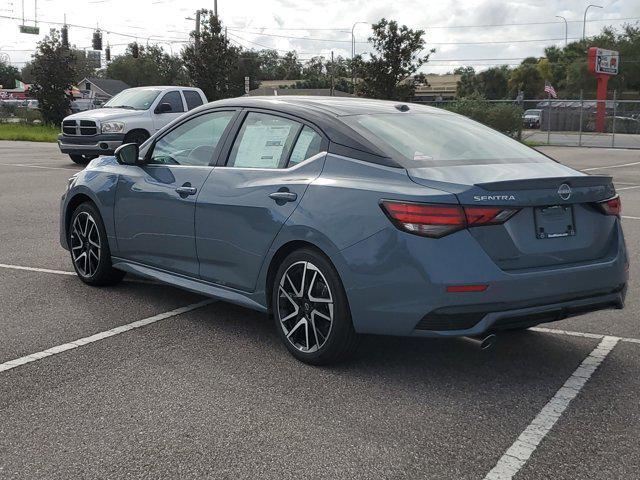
[64,108,146,122]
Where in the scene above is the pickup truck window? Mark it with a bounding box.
[157,91,185,113]
[183,90,204,110]
[149,111,235,166]
[103,89,161,110]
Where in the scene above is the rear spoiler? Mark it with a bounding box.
[476,175,613,191]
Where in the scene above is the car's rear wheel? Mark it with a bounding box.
[69,154,97,165]
[68,202,125,286]
[272,249,359,365]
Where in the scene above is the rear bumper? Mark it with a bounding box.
[338,223,629,337]
[58,133,125,156]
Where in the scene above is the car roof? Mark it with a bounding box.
[209,95,444,117]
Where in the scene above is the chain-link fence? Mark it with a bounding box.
[415,95,640,149]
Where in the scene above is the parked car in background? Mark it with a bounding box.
[522,109,542,129]
[59,96,627,365]
[58,86,207,164]
[70,98,102,114]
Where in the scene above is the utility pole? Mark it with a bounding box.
[330,51,335,96]
[555,15,567,47]
[583,4,603,40]
[214,0,218,18]
[351,21,367,94]
[195,10,201,48]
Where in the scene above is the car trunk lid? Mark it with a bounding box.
[407,163,618,270]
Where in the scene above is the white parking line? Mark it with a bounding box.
[582,161,640,171]
[0,299,214,374]
[532,326,640,345]
[0,263,75,276]
[622,215,640,220]
[484,335,619,479]
[0,263,160,285]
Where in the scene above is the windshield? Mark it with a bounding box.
[341,113,554,167]
[104,89,162,110]
[524,110,542,116]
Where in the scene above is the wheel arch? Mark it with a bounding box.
[265,238,349,315]
[124,128,150,143]
[65,192,97,238]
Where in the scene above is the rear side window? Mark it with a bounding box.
[157,91,184,113]
[288,126,323,167]
[227,112,301,169]
[342,113,554,167]
[183,90,204,110]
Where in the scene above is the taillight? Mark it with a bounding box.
[595,196,621,217]
[380,200,519,238]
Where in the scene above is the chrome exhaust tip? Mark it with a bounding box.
[460,333,497,350]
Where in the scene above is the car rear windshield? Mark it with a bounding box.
[341,113,554,167]
[104,89,162,110]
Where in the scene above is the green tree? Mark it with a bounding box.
[477,66,510,99]
[106,44,186,87]
[29,30,76,125]
[509,58,544,99]
[0,60,21,89]
[276,51,303,80]
[181,10,244,100]
[355,19,433,100]
[454,66,481,97]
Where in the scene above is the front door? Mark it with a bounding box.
[114,110,237,276]
[196,111,327,291]
[152,90,187,132]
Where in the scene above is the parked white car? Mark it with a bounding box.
[58,86,207,164]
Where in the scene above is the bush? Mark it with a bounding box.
[443,94,523,139]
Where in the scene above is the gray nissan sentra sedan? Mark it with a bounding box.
[60,96,628,364]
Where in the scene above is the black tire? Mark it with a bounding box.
[124,130,149,146]
[69,154,96,165]
[68,202,125,286]
[272,248,359,365]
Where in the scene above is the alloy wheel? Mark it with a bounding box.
[277,261,334,353]
[70,211,101,277]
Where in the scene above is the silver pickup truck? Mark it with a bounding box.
[58,86,207,164]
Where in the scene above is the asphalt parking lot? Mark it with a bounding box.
[0,141,639,479]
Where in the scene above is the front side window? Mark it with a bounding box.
[156,91,185,113]
[342,113,554,167]
[227,113,301,169]
[149,111,235,166]
[104,88,161,110]
[288,126,323,167]
[183,90,204,110]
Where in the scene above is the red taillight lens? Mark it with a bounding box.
[595,196,621,217]
[380,201,519,238]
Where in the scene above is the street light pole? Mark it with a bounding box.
[351,21,368,93]
[583,4,603,40]
[555,15,568,46]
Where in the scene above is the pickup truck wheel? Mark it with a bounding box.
[69,154,97,165]
[124,130,149,146]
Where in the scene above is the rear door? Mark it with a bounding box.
[195,110,327,291]
[114,109,237,276]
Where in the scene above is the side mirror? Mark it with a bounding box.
[114,143,140,165]
[155,102,172,114]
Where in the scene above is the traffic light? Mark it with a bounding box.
[92,29,102,50]
[131,42,139,58]
[61,25,69,48]
[105,44,111,62]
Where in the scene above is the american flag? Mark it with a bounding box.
[544,81,558,99]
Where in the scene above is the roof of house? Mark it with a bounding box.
[80,77,130,96]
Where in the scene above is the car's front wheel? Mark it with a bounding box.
[68,202,125,286]
[272,249,359,365]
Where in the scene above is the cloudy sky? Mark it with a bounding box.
[1,0,638,75]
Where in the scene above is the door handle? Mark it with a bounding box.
[269,191,298,203]
[175,185,197,197]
